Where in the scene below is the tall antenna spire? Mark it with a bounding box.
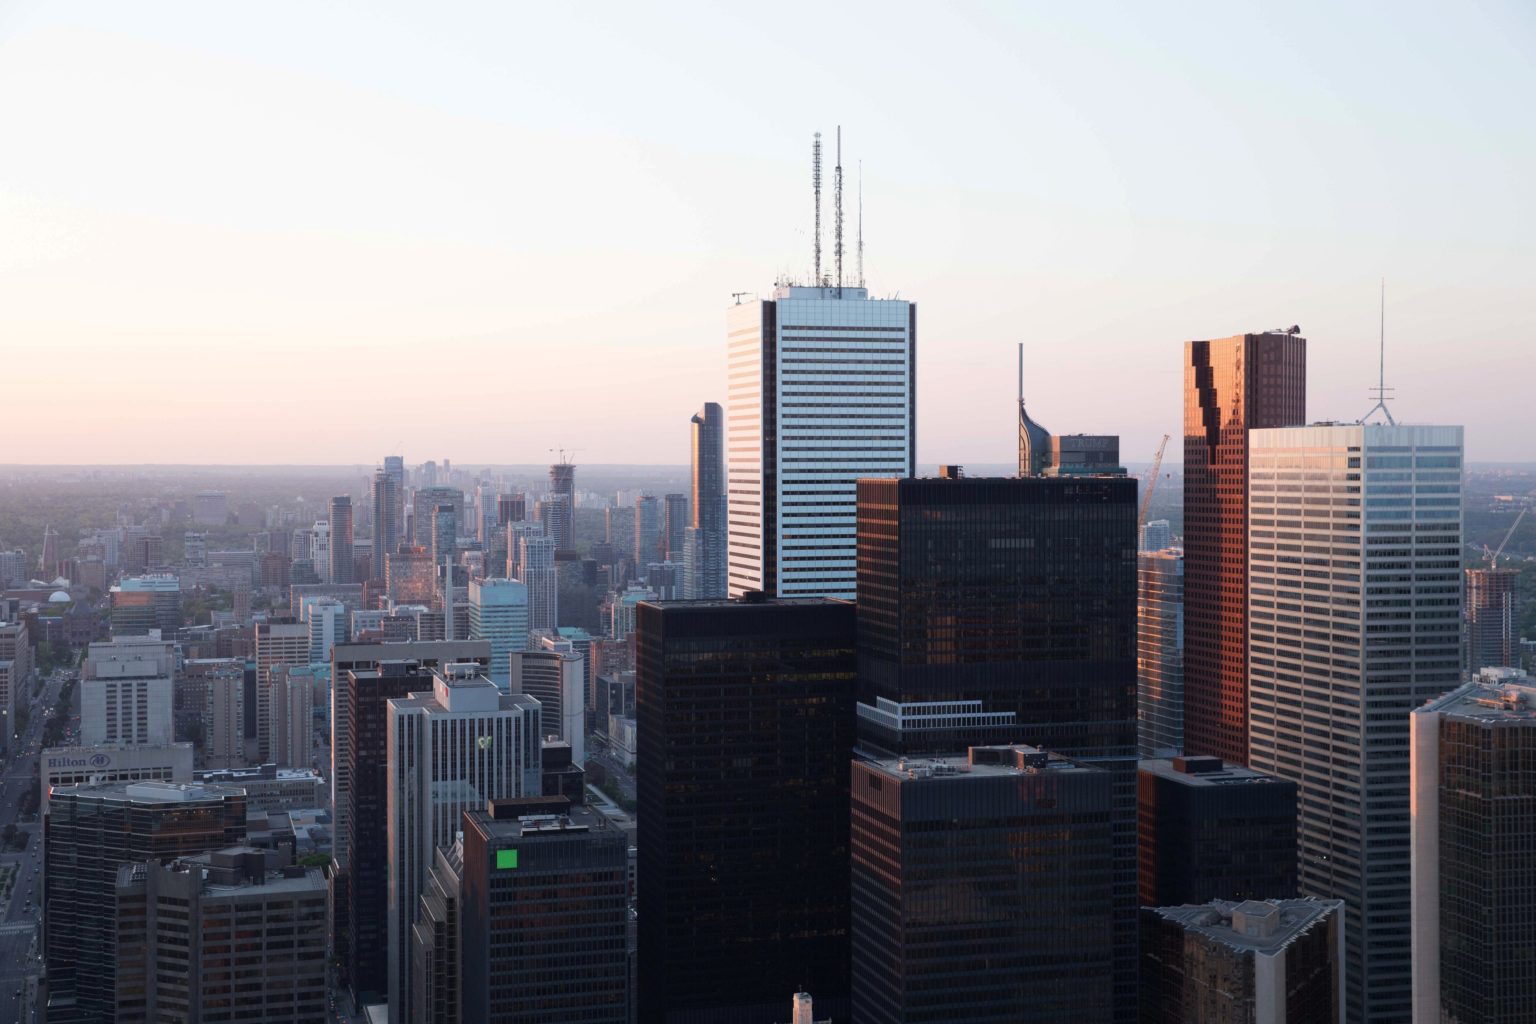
[1361,278,1397,425]
[1018,342,1024,407]
[834,126,844,294]
[812,133,822,285]
[857,159,865,288]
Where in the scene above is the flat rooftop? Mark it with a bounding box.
[1146,898,1340,955]
[862,745,1097,781]
[1420,676,1536,723]
[1140,756,1290,788]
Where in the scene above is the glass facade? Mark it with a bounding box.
[635,598,856,1024]
[1182,333,1306,765]
[850,751,1115,1024]
[1137,548,1185,756]
[1247,423,1463,1024]
[853,474,1140,1022]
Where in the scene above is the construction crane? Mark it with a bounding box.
[1486,507,1529,569]
[1138,434,1171,532]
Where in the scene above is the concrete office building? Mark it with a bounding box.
[1411,669,1536,1024]
[40,742,194,814]
[1138,547,1185,756]
[1183,332,1307,766]
[329,639,492,873]
[686,402,728,599]
[44,781,247,1023]
[109,573,182,637]
[637,597,856,1024]
[467,578,529,687]
[1247,423,1463,1024]
[519,535,558,636]
[1140,899,1343,1024]
[456,798,629,1024]
[511,638,585,763]
[386,665,543,1021]
[113,848,327,1023]
[1138,755,1297,907]
[255,617,309,762]
[851,745,1116,1024]
[198,657,247,769]
[81,637,175,747]
[727,285,914,600]
[266,664,315,769]
[195,764,326,813]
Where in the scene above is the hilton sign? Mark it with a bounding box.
[47,753,112,769]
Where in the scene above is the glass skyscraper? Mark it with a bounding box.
[1246,423,1463,1023]
[686,402,727,599]
[727,285,914,600]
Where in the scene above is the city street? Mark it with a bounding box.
[0,667,72,1024]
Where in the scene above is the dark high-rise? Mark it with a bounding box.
[636,597,856,1024]
[1138,755,1297,907]
[372,470,400,583]
[329,495,356,585]
[1464,566,1518,673]
[853,472,1139,1020]
[687,402,727,599]
[341,660,439,1004]
[44,781,247,1024]
[1182,332,1306,765]
[458,798,629,1024]
[548,462,577,552]
[661,492,688,561]
[850,746,1116,1024]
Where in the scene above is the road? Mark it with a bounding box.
[0,666,71,1024]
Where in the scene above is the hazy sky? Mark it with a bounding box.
[2,1,1532,465]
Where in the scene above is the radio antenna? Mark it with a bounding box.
[834,126,844,294]
[1360,278,1396,425]
[857,159,865,288]
[812,133,823,286]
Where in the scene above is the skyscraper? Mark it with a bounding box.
[254,617,309,762]
[850,745,1116,1024]
[44,781,247,1023]
[496,492,526,528]
[329,495,356,585]
[661,492,688,560]
[1411,668,1536,1024]
[458,798,629,1024]
[1182,331,1306,765]
[520,534,558,634]
[687,401,727,599]
[853,471,1140,1020]
[386,665,543,1021]
[605,505,635,569]
[727,285,915,599]
[1464,565,1518,673]
[636,597,856,1024]
[467,577,528,685]
[430,503,456,566]
[511,638,585,762]
[1246,423,1463,1023]
[412,487,463,548]
[373,469,401,583]
[535,494,572,560]
[81,637,174,747]
[387,545,437,605]
[1137,547,1185,756]
[633,494,662,568]
[548,461,577,552]
[1140,899,1342,1024]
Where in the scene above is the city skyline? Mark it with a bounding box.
[3,3,1533,464]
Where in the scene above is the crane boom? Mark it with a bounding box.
[1490,507,1529,568]
[1139,434,1171,532]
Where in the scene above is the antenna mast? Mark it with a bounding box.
[857,160,865,288]
[1361,278,1396,425]
[812,133,823,286]
[1018,342,1024,407]
[834,126,844,294]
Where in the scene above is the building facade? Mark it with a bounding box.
[850,746,1116,1024]
[1137,547,1185,756]
[81,637,175,747]
[1247,423,1463,1023]
[726,285,915,600]
[636,597,857,1024]
[1182,331,1307,765]
[329,495,356,585]
[467,578,528,686]
[1464,565,1518,674]
[686,402,728,599]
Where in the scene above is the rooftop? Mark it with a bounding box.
[862,745,1097,781]
[1418,671,1536,723]
[1146,898,1341,956]
[1140,756,1290,788]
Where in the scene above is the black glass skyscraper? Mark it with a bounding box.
[636,597,856,1024]
[854,472,1139,1022]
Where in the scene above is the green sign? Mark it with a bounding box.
[496,848,518,870]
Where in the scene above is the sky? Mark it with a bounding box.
[1,1,1532,465]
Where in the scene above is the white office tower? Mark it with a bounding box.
[301,596,347,663]
[727,285,914,599]
[82,637,174,746]
[385,664,542,1021]
[512,636,585,765]
[476,482,497,546]
[1137,547,1184,757]
[467,577,529,687]
[310,520,331,583]
[519,534,559,635]
[1247,423,1463,1024]
[504,520,544,580]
